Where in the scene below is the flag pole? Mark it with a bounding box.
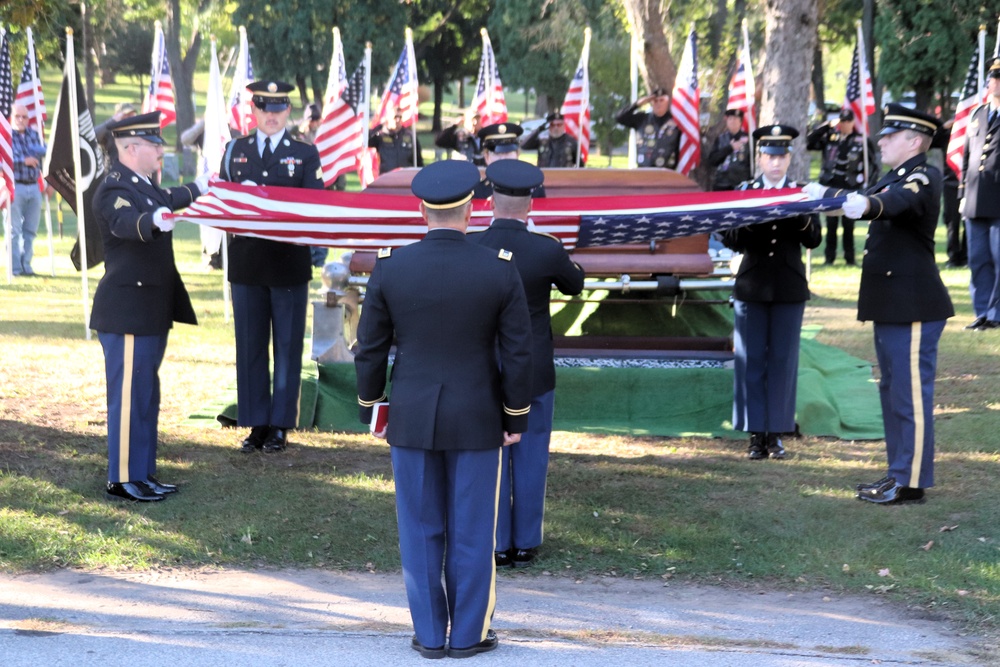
[576,27,591,168]
[743,19,756,174]
[405,27,418,169]
[628,30,638,169]
[361,42,372,187]
[66,28,91,340]
[856,21,871,188]
[26,28,56,277]
[1,29,12,286]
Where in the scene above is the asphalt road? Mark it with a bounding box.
[0,568,991,666]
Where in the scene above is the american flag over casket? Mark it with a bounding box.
[169,180,847,251]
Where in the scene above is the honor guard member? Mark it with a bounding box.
[706,108,752,191]
[474,123,546,199]
[434,112,484,166]
[805,104,954,504]
[354,160,533,658]
[470,160,585,569]
[721,125,821,461]
[615,87,681,169]
[806,108,879,265]
[91,111,207,501]
[220,80,324,453]
[521,110,582,168]
[369,110,424,174]
[960,57,1000,331]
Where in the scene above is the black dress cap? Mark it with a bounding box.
[878,103,940,137]
[486,159,544,197]
[752,124,799,154]
[108,111,164,144]
[246,80,295,112]
[411,160,483,209]
[478,123,523,154]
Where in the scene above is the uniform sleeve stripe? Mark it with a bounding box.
[358,393,387,407]
[503,404,531,416]
[136,213,148,241]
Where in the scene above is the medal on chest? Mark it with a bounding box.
[280,156,301,178]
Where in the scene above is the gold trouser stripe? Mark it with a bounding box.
[908,323,924,488]
[118,334,135,481]
[481,447,503,642]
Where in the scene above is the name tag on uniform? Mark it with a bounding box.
[233,156,248,163]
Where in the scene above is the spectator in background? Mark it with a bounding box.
[369,111,423,174]
[434,111,483,166]
[615,88,680,170]
[521,111,582,168]
[706,108,751,191]
[9,102,47,276]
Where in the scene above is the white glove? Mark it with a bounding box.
[194,173,211,194]
[240,180,257,186]
[152,207,175,232]
[959,197,967,218]
[802,182,826,201]
[841,192,869,219]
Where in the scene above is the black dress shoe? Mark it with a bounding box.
[854,475,892,492]
[765,433,786,460]
[747,432,767,460]
[965,316,988,330]
[495,549,513,568]
[240,425,269,453]
[410,635,446,659]
[447,629,498,658]
[512,547,537,568]
[261,427,288,452]
[145,477,178,495]
[978,320,1000,331]
[857,479,925,505]
[106,481,164,502]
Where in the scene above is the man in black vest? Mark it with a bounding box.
[522,111,582,167]
[707,108,752,191]
[355,160,532,658]
[806,104,954,504]
[615,87,681,169]
[91,111,206,501]
[220,80,324,453]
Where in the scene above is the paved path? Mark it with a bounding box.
[0,568,991,666]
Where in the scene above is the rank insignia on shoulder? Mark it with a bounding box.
[114,197,131,210]
[377,247,392,258]
[498,249,513,261]
[108,171,121,181]
[905,172,930,186]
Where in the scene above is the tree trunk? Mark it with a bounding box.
[620,0,676,92]
[811,41,825,118]
[166,0,202,175]
[433,76,444,133]
[760,0,818,181]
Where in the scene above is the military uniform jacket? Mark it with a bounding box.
[90,164,200,335]
[370,128,424,174]
[847,154,954,323]
[220,131,324,286]
[720,178,821,303]
[355,228,533,449]
[960,104,1000,219]
[470,219,585,396]
[615,103,680,169]
[522,130,580,168]
[806,125,878,190]
[706,129,751,190]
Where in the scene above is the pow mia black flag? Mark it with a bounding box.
[44,65,105,270]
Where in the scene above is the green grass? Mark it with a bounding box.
[1,200,999,642]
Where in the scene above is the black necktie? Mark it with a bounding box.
[991,109,998,126]
[263,136,273,161]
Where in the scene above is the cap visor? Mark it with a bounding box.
[759,146,789,155]
[492,143,519,154]
[877,126,903,136]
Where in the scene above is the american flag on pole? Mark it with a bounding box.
[374,29,419,129]
[670,26,701,176]
[172,181,846,251]
[843,31,875,138]
[472,28,507,126]
[946,42,984,178]
[142,21,176,128]
[561,27,591,166]
[228,26,256,135]
[15,28,46,128]
[317,30,370,186]
[0,32,14,208]
[726,21,756,134]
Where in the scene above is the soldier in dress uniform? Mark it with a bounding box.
[706,108,752,191]
[615,87,681,169]
[434,112,484,166]
[369,110,424,174]
[806,109,879,265]
[721,125,821,461]
[354,160,533,658]
[960,58,1000,331]
[219,80,325,453]
[469,160,585,569]
[90,111,207,502]
[805,103,954,504]
[521,110,582,168]
[473,123,546,199]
